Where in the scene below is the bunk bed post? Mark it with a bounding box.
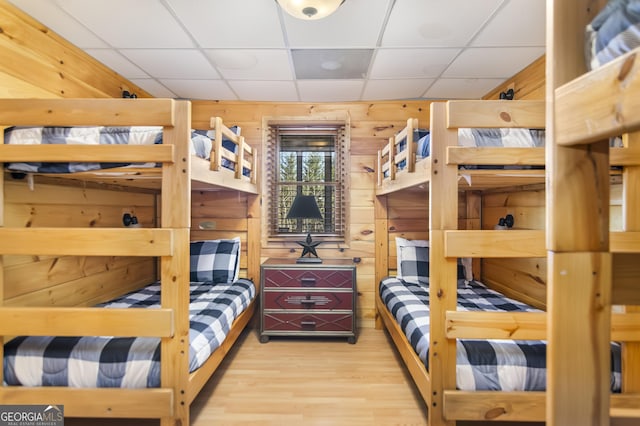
[621,134,640,393]
[406,118,416,173]
[160,100,192,426]
[428,102,458,426]
[211,116,223,172]
[546,1,612,425]
[0,153,3,386]
[236,136,246,180]
[388,136,396,181]
[374,194,389,329]
[247,193,261,286]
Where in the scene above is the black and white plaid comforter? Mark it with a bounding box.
[3,126,230,174]
[3,279,255,388]
[379,277,622,391]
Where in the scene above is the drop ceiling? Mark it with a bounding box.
[8,0,546,102]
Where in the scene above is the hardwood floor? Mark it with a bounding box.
[67,326,429,425]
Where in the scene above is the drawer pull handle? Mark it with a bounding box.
[300,299,316,305]
[300,321,316,328]
[300,277,316,287]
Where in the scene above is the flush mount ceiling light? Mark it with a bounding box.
[276,0,345,20]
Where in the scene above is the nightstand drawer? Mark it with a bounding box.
[262,312,354,333]
[263,290,353,310]
[263,268,353,289]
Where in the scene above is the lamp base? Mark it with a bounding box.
[296,257,323,264]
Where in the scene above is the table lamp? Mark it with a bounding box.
[286,194,323,263]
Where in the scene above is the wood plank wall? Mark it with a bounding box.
[192,101,429,328]
[3,177,156,307]
[0,0,149,99]
[3,0,623,330]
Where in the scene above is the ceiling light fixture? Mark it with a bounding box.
[276,0,345,20]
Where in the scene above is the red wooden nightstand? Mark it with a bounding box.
[260,258,357,344]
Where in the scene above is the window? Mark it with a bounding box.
[265,121,348,242]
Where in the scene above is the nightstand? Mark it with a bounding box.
[260,258,357,344]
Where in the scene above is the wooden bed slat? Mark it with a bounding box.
[445,230,545,258]
[0,387,173,418]
[447,146,545,165]
[446,311,640,342]
[444,391,640,422]
[446,100,545,129]
[0,144,174,163]
[555,47,640,146]
[610,231,640,253]
[0,98,176,127]
[0,228,173,256]
[444,390,545,421]
[446,311,546,340]
[0,307,173,337]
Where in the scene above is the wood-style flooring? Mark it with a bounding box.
[67,326,429,425]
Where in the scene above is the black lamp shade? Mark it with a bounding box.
[286,195,322,220]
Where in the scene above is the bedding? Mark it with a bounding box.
[415,128,546,159]
[585,0,640,70]
[387,128,545,176]
[395,237,472,285]
[3,125,249,176]
[379,277,622,391]
[3,279,255,388]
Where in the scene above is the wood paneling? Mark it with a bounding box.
[3,179,157,307]
[484,55,546,101]
[0,0,149,99]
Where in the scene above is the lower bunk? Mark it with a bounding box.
[1,276,257,421]
[376,275,624,423]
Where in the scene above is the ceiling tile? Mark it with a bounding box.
[167,0,286,48]
[56,0,194,48]
[472,0,546,47]
[381,0,503,47]
[228,81,298,102]
[120,49,219,79]
[292,49,373,79]
[159,79,236,101]
[7,0,549,102]
[363,79,434,100]
[129,79,177,98]
[443,47,545,78]
[85,49,149,79]
[283,0,391,48]
[297,80,364,102]
[205,49,293,80]
[369,48,461,79]
[423,78,506,99]
[8,0,108,48]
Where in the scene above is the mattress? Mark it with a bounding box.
[414,128,545,160]
[586,0,640,70]
[3,125,248,175]
[3,279,255,388]
[379,277,622,392]
[387,128,544,177]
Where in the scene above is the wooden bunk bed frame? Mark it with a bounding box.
[547,1,640,425]
[376,100,546,196]
[375,97,640,425]
[0,98,260,425]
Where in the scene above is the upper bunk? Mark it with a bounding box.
[0,98,259,194]
[376,99,546,196]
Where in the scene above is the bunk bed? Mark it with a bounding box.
[547,0,640,424]
[375,99,551,425]
[375,95,640,424]
[0,98,260,425]
[376,102,546,196]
